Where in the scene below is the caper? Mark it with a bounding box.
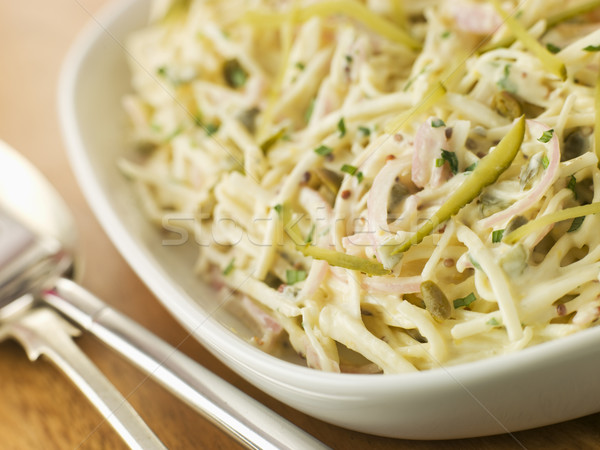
[420,280,452,321]
[405,328,428,343]
[387,182,409,221]
[574,177,594,205]
[403,293,425,308]
[505,215,528,236]
[315,168,343,195]
[499,243,528,277]
[479,191,511,217]
[492,90,523,120]
[561,128,592,162]
[522,101,544,118]
[237,107,260,134]
[519,152,544,190]
[223,59,248,88]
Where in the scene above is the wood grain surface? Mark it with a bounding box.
[0,1,599,449]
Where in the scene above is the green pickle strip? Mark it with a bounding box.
[392,115,526,255]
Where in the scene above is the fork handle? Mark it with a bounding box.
[43,278,327,450]
[3,308,166,450]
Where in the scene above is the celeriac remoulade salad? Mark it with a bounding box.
[120,0,600,373]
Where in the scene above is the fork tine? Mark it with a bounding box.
[0,307,167,450]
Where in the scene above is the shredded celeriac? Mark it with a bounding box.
[121,0,600,373]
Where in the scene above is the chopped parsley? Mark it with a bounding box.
[192,114,203,127]
[305,224,316,244]
[465,162,477,172]
[469,255,482,270]
[337,117,347,138]
[492,229,504,243]
[441,30,451,39]
[157,66,168,77]
[541,155,550,169]
[568,216,585,233]
[341,164,358,176]
[345,54,353,64]
[567,175,577,198]
[194,113,220,137]
[286,269,307,285]
[273,204,283,216]
[305,98,315,123]
[453,293,477,309]
[204,123,220,136]
[497,64,517,94]
[583,44,600,52]
[431,118,445,128]
[156,64,196,86]
[341,164,364,183]
[295,61,306,70]
[538,128,554,143]
[403,65,428,92]
[546,43,561,54]
[435,149,459,174]
[358,125,371,137]
[314,145,333,156]
[165,126,183,141]
[487,317,500,326]
[223,258,235,276]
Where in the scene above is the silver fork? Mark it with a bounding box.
[0,139,326,449]
[0,208,166,449]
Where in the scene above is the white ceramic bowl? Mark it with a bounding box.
[58,0,600,439]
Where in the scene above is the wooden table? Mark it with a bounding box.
[1,1,599,449]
